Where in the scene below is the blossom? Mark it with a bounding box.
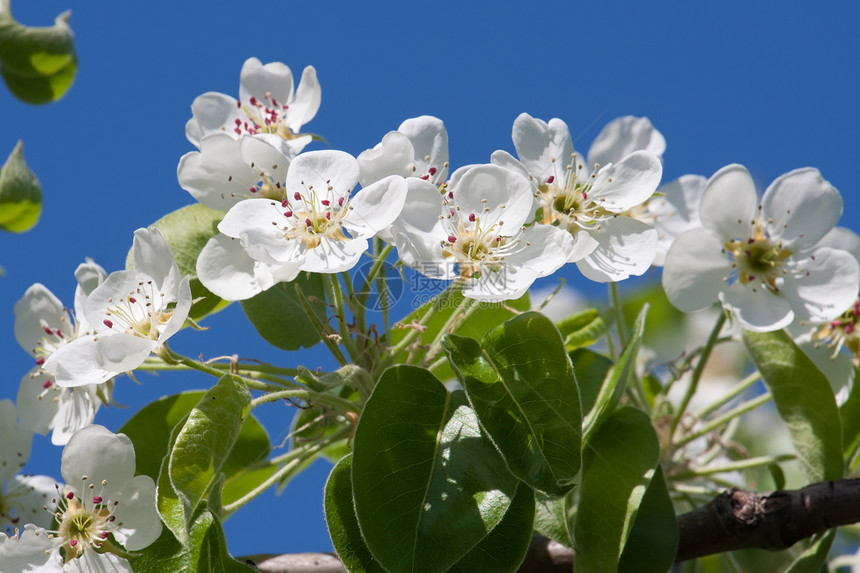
[491,113,663,282]
[185,57,320,156]
[0,400,56,535]
[395,163,574,302]
[208,149,407,295]
[43,228,191,387]
[14,260,108,445]
[0,425,161,572]
[662,164,860,332]
[636,175,708,266]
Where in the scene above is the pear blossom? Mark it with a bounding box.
[43,228,192,387]
[186,57,320,156]
[662,164,860,332]
[395,163,574,302]
[14,260,108,445]
[207,149,407,298]
[177,132,292,211]
[0,425,161,572]
[636,175,708,266]
[0,400,56,535]
[491,113,663,282]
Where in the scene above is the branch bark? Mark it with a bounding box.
[243,478,860,572]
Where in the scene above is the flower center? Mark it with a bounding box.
[440,207,521,279]
[271,181,351,250]
[536,154,610,235]
[233,93,301,142]
[102,281,175,340]
[50,479,121,562]
[813,297,860,362]
[724,218,792,293]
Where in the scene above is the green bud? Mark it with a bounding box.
[0,140,42,233]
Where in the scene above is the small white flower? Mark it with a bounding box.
[358,115,450,187]
[213,149,407,284]
[0,425,161,572]
[662,164,860,332]
[14,260,108,445]
[43,229,192,387]
[492,113,663,282]
[186,57,320,156]
[635,175,708,267]
[396,163,573,302]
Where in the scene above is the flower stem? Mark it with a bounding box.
[609,282,628,347]
[295,282,349,366]
[669,311,727,440]
[695,371,762,419]
[420,294,478,365]
[157,346,285,392]
[324,273,359,362]
[669,453,795,480]
[388,280,463,358]
[677,392,772,447]
[251,388,360,414]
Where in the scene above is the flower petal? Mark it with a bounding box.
[343,175,408,238]
[197,234,298,301]
[286,66,321,133]
[398,116,448,179]
[719,285,794,332]
[511,113,576,181]
[42,336,116,388]
[782,247,860,323]
[0,525,61,573]
[818,227,860,263]
[590,150,662,212]
[300,236,368,274]
[64,547,132,573]
[453,164,534,230]
[576,216,658,282]
[699,164,757,240]
[648,174,707,266]
[0,399,33,482]
[111,475,162,551]
[287,150,359,209]
[14,284,69,359]
[7,474,58,529]
[61,426,136,497]
[662,227,732,312]
[239,57,294,109]
[762,167,842,249]
[96,333,158,373]
[132,227,181,296]
[505,224,572,278]
[463,265,539,303]
[587,116,666,167]
[186,92,240,147]
[358,131,415,186]
[218,198,300,264]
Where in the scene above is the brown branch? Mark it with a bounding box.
[243,478,860,572]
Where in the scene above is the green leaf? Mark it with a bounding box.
[743,329,844,481]
[574,407,661,573]
[533,492,570,547]
[168,375,253,525]
[352,366,519,572]
[127,203,229,321]
[324,455,385,573]
[0,9,77,103]
[556,308,607,350]
[581,305,647,446]
[0,141,41,233]
[443,311,581,496]
[240,272,327,351]
[784,529,836,573]
[840,366,860,471]
[569,348,613,420]
[617,466,678,573]
[448,482,535,573]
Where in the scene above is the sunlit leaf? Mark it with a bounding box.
[0,140,41,233]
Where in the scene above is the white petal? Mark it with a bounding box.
[343,175,408,237]
[0,525,61,573]
[565,228,600,262]
[96,333,157,373]
[287,150,359,208]
[649,174,708,266]
[16,370,59,436]
[357,131,415,186]
[14,284,69,359]
[186,92,240,147]
[818,227,860,264]
[61,426,136,497]
[111,475,161,551]
[398,116,449,179]
[699,164,757,240]
[287,66,321,132]
[576,217,658,282]
[511,113,575,181]
[463,266,539,303]
[719,286,794,333]
[490,149,531,181]
[42,337,116,388]
[73,259,107,326]
[0,399,33,481]
[590,150,663,212]
[64,547,132,573]
[239,57,294,109]
[155,276,192,343]
[762,167,842,249]
[300,237,367,274]
[782,247,860,323]
[454,164,534,230]
[505,224,572,278]
[7,475,58,529]
[587,116,666,167]
[218,198,298,264]
[197,234,298,301]
[662,228,732,312]
[132,228,181,296]
[49,386,100,446]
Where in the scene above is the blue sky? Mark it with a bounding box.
[2,0,859,560]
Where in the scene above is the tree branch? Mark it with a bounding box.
[243,478,860,572]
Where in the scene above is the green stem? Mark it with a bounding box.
[324,274,359,362]
[296,283,349,366]
[669,453,795,480]
[420,295,477,365]
[695,371,762,419]
[669,311,727,440]
[388,280,463,357]
[609,282,627,347]
[251,388,360,414]
[677,392,772,447]
[222,426,351,514]
[157,346,282,392]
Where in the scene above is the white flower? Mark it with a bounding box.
[14,260,108,445]
[586,115,666,168]
[177,133,292,211]
[0,425,161,572]
[0,400,57,536]
[491,113,663,282]
[212,149,407,285]
[357,115,449,187]
[636,175,708,266]
[43,228,192,387]
[662,164,860,332]
[185,57,320,156]
[396,163,573,302]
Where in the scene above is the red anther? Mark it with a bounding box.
[448,192,454,199]
[109,516,116,522]
[284,210,293,218]
[469,213,476,222]
[428,167,437,175]
[582,192,588,200]
[748,238,755,244]
[546,175,555,184]
[294,192,302,201]
[56,330,64,339]
[43,380,52,389]
[44,327,53,335]
[128,297,136,304]
[249,96,258,106]
[305,219,313,227]
[326,212,331,220]
[234,128,242,135]
[35,357,45,366]
[10,516,19,524]
[271,97,279,107]
[66,492,75,500]
[748,275,755,282]
[321,199,330,206]
[831,320,842,329]
[420,174,430,180]
[70,539,78,547]
[101,531,109,539]
[250,187,257,193]
[236,100,241,108]
[447,235,457,243]
[846,323,856,334]
[92,496,103,504]
[744,250,751,257]
[281,199,289,207]
[338,197,345,206]
[234,118,242,126]
[103,319,113,329]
